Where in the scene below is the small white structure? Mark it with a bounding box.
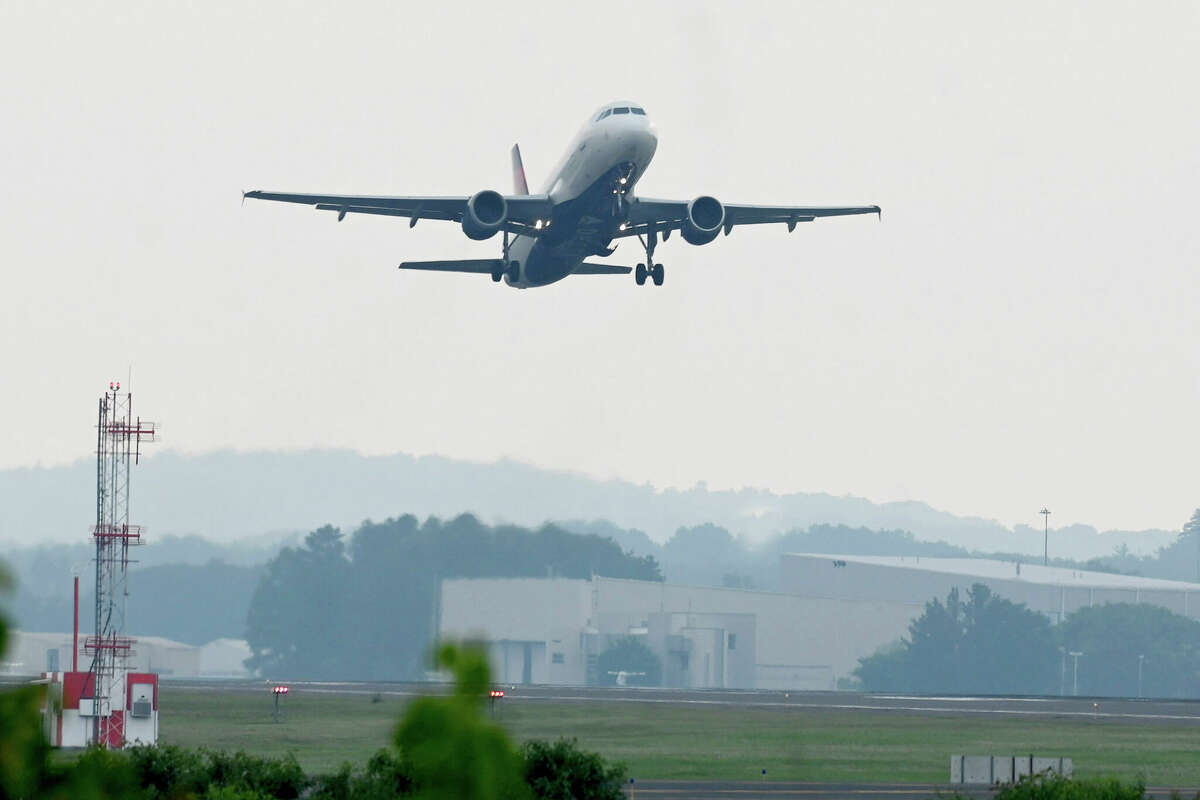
[40,670,159,748]
[951,755,1073,784]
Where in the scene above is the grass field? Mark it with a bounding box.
[159,688,1200,785]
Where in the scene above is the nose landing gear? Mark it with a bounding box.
[634,229,665,287]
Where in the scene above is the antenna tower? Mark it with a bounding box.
[85,382,156,747]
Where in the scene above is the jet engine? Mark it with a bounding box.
[680,195,725,245]
[461,190,508,240]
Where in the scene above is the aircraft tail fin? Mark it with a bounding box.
[511,144,530,195]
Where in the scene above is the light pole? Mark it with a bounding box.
[1137,654,1145,699]
[1058,646,1066,696]
[1069,651,1083,696]
[1040,508,1051,566]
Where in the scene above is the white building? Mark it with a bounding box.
[440,555,1200,690]
[440,576,916,690]
[3,631,252,679]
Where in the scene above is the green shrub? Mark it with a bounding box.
[127,745,306,799]
[204,750,306,799]
[521,738,626,800]
[309,750,415,800]
[995,773,1146,800]
[202,786,276,800]
[127,743,210,797]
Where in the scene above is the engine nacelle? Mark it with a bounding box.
[461,190,508,240]
[681,195,725,246]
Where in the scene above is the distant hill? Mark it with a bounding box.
[0,449,1176,559]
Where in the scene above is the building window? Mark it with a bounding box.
[551,653,565,664]
[728,634,737,650]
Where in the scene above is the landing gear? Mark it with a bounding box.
[634,229,664,287]
[495,231,515,284]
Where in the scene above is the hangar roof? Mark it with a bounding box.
[785,553,1200,591]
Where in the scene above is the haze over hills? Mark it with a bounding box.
[0,449,1176,560]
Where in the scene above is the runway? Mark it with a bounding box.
[155,679,1200,725]
[623,781,1196,800]
[626,781,990,800]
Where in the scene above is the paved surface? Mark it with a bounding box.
[624,782,1197,800]
[140,680,1200,725]
[626,781,990,800]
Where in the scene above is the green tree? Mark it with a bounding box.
[1057,602,1200,698]
[521,739,626,800]
[245,525,352,679]
[594,637,662,687]
[855,583,1057,694]
[395,642,529,800]
[246,515,663,680]
[1183,508,1200,582]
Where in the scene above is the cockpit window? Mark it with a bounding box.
[613,107,630,114]
[630,107,646,115]
[595,109,612,121]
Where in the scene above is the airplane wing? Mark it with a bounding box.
[398,259,503,273]
[242,190,554,237]
[574,263,633,275]
[619,198,880,238]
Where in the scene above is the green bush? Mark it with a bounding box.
[126,746,306,799]
[994,773,1146,800]
[127,744,210,797]
[309,749,415,800]
[205,750,306,799]
[522,738,627,800]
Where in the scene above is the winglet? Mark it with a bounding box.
[511,144,530,195]
[875,205,882,221]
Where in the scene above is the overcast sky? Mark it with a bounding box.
[1,2,1197,533]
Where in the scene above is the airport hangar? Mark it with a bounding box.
[438,554,1200,691]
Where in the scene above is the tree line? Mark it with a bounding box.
[855,583,1200,698]
[244,514,662,680]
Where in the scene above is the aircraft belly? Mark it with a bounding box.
[513,130,657,288]
[521,242,575,287]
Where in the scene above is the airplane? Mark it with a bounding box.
[243,101,880,289]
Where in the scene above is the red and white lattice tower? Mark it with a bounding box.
[84,382,156,747]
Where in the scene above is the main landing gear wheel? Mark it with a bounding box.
[634,229,663,287]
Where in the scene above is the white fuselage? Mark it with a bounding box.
[505,103,658,288]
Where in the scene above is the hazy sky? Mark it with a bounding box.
[2,2,1197,533]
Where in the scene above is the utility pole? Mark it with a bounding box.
[1040,508,1052,566]
[1058,647,1066,696]
[1069,650,1083,696]
[1137,654,1145,699]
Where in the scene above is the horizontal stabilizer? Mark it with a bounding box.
[575,263,633,275]
[398,259,503,274]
